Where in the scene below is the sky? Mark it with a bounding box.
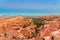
[0,0,60,16]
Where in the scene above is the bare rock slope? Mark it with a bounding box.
[0,16,60,40]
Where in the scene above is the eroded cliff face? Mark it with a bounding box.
[0,16,36,40]
[0,16,60,40]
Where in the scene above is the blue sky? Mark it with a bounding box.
[0,0,59,10]
[0,0,60,16]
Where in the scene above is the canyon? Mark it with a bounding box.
[0,16,60,40]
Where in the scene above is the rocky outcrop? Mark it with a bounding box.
[0,16,60,40]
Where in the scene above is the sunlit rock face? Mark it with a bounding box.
[0,16,35,40]
[40,21,58,37]
[0,16,60,40]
